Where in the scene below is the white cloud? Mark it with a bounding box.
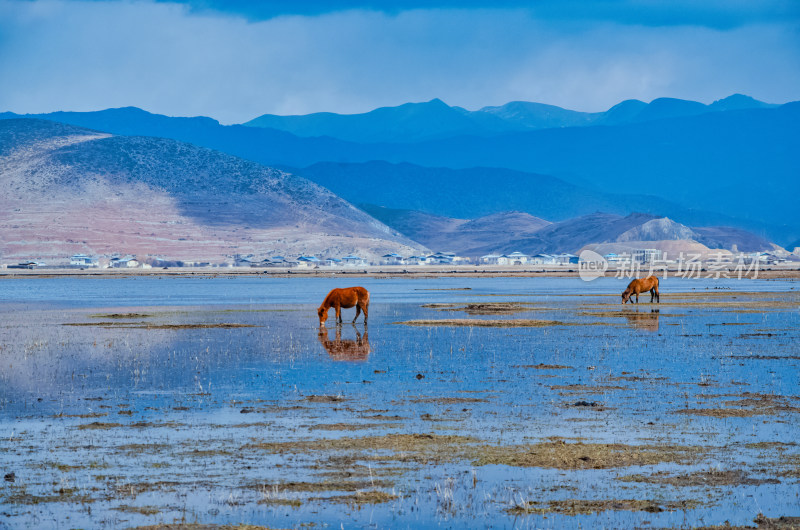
[0,0,798,122]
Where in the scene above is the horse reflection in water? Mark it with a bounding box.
[622,308,660,331]
[318,324,372,361]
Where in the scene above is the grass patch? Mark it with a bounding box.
[77,421,123,430]
[508,498,700,516]
[308,422,401,431]
[618,469,780,487]
[65,322,256,329]
[471,439,704,470]
[112,504,161,515]
[395,319,606,328]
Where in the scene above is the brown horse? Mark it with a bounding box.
[318,325,371,361]
[621,276,660,304]
[318,286,369,325]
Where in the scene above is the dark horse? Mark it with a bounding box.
[621,276,660,304]
[318,286,370,326]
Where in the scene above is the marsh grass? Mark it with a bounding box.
[396,319,611,327]
[507,498,701,516]
[618,469,780,487]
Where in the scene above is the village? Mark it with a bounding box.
[2,247,795,273]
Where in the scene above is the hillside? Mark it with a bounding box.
[361,206,550,255]
[364,207,777,257]
[0,119,424,262]
[295,161,691,222]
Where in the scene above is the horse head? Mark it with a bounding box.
[318,305,328,326]
[621,289,632,304]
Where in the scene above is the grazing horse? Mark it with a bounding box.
[318,286,369,325]
[318,325,371,361]
[621,276,660,304]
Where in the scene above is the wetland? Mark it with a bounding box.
[0,276,798,528]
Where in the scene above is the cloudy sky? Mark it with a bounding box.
[1,0,798,123]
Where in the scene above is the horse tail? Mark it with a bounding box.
[362,287,370,306]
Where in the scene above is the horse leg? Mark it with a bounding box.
[656,287,660,303]
[336,305,342,324]
[362,301,368,324]
[635,292,640,304]
[353,304,361,323]
[650,289,655,303]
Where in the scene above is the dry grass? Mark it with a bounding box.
[508,498,700,516]
[308,422,400,431]
[513,363,573,370]
[323,490,399,504]
[618,469,780,487]
[471,439,703,470]
[65,322,256,329]
[249,479,394,493]
[396,319,606,327]
[409,397,489,404]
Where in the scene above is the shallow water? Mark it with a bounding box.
[0,276,798,529]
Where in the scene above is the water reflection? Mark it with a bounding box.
[317,324,372,361]
[622,308,660,331]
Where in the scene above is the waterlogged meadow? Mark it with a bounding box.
[0,276,798,529]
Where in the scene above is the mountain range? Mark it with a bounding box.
[363,206,777,257]
[1,94,797,256]
[245,94,776,143]
[289,161,764,228]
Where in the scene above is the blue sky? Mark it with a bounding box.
[1,0,798,123]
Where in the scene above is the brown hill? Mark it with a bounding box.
[0,119,425,263]
[365,206,778,257]
[361,205,550,255]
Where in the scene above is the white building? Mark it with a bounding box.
[554,253,579,265]
[480,254,508,265]
[529,254,557,265]
[342,255,368,267]
[70,254,98,267]
[633,249,662,264]
[296,256,321,268]
[381,253,405,265]
[504,251,529,265]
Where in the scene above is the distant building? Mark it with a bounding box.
[265,257,297,268]
[504,251,529,265]
[480,254,508,265]
[381,253,405,265]
[342,255,368,267]
[530,254,557,265]
[8,261,37,270]
[554,253,579,265]
[70,254,98,267]
[110,255,139,268]
[234,255,258,266]
[297,256,321,268]
[633,249,661,264]
[428,253,455,264]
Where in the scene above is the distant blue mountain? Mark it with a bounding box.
[245,98,513,143]
[244,94,777,142]
[1,98,796,244]
[288,161,787,244]
[289,161,699,222]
